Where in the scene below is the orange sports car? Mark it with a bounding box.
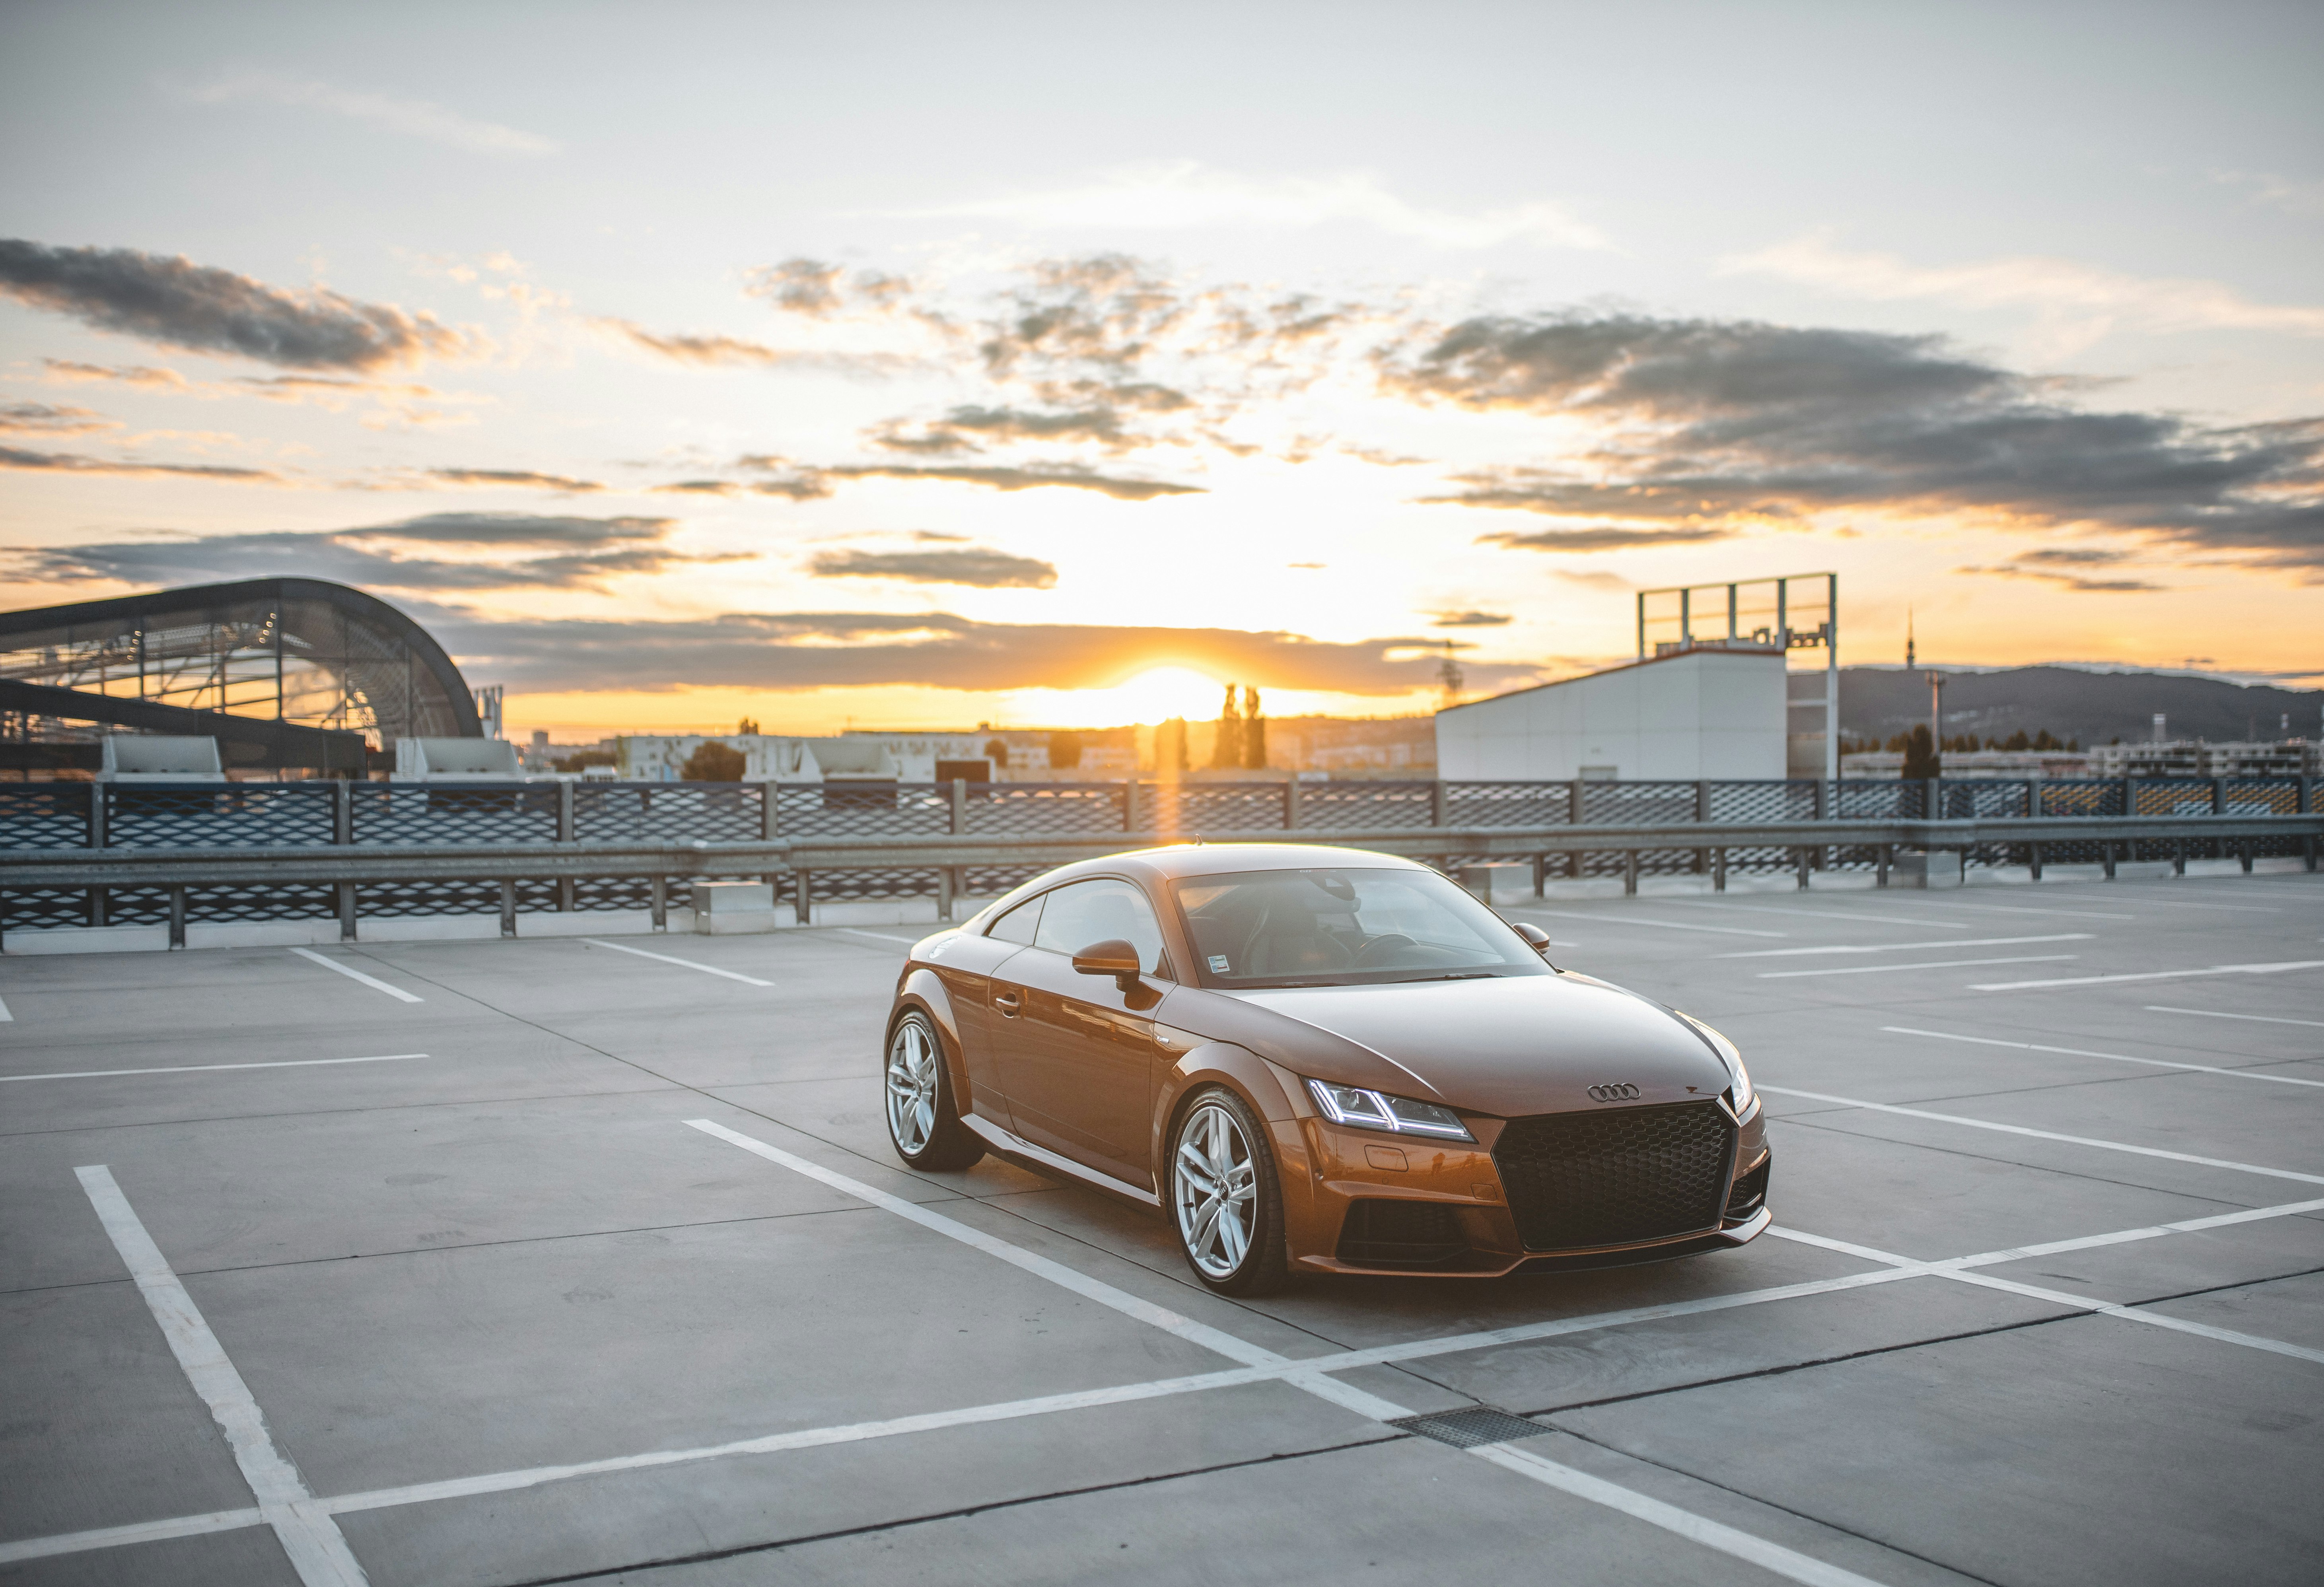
[882,843,1770,1294]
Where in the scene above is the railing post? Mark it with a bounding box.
[1693,780,1710,873]
[760,781,780,841]
[1431,781,1448,828]
[1123,779,1141,833]
[2028,841,2044,882]
[555,780,576,913]
[1284,777,1301,831]
[1794,847,1811,890]
[795,868,812,927]
[1532,853,1547,897]
[1875,844,1890,888]
[500,880,517,937]
[2101,842,2116,881]
[168,884,186,949]
[1623,850,1639,895]
[650,874,667,931]
[1568,777,1584,829]
[951,778,967,836]
[936,866,955,923]
[86,783,107,928]
[2120,775,2134,818]
[1713,847,1727,892]
[335,778,357,940]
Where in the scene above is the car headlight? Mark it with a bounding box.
[1679,1014,1753,1113]
[1305,1078,1474,1141]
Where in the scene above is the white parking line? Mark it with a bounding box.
[1512,908,1785,938]
[2146,1006,2324,1030]
[1770,1228,2324,1367]
[1971,959,2324,991]
[1724,934,2090,959]
[1759,1085,2324,1185]
[581,938,773,987]
[1758,954,2077,980]
[834,929,922,945]
[2,1054,428,1084]
[690,1118,1892,1587]
[1651,900,1970,929]
[289,948,421,1003]
[23,1185,2324,1573]
[1913,901,2137,922]
[0,994,12,1021]
[1881,1026,2324,1089]
[73,1166,369,1587]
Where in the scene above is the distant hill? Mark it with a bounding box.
[1840,666,2322,748]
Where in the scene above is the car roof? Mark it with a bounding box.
[1046,842,1430,889]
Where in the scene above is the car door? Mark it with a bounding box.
[989,878,1172,1190]
[937,890,1044,1127]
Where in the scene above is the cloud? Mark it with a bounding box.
[0,444,280,482]
[2207,169,2324,218]
[0,240,474,370]
[826,461,1202,501]
[1722,231,2324,338]
[867,403,1130,455]
[1467,521,1735,550]
[745,258,845,315]
[808,547,1060,589]
[903,161,1606,250]
[42,358,188,388]
[591,317,912,375]
[1957,545,2166,592]
[188,71,557,156]
[0,401,112,435]
[1387,313,2324,572]
[1427,610,1512,627]
[10,513,725,592]
[426,467,604,493]
[1550,569,1634,591]
[425,609,1542,697]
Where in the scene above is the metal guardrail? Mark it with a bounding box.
[7,813,2316,942]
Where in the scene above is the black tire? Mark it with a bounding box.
[883,1010,985,1171]
[1168,1086,1288,1296]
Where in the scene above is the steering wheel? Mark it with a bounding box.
[1351,932,1416,967]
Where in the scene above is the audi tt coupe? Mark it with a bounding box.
[880,843,1771,1294]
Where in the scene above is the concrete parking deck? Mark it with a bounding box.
[3,868,2320,1586]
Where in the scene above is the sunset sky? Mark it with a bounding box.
[3,1,2318,738]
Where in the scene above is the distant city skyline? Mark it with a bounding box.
[4,2,2318,738]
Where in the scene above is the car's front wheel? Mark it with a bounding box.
[884,1010,984,1171]
[1170,1087,1287,1295]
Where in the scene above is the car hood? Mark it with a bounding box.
[1222,973,1731,1117]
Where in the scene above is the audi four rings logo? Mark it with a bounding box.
[1587,1083,1641,1103]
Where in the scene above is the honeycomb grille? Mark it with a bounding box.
[1493,1101,1734,1251]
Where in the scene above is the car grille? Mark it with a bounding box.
[1492,1101,1735,1251]
[1335,1198,1468,1268]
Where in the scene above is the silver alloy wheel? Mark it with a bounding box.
[1173,1101,1258,1279]
[885,1016,939,1157]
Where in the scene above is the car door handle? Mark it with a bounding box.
[992,990,1021,1017]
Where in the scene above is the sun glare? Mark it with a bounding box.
[1002,666,1229,729]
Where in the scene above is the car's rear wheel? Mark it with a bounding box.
[1170,1087,1287,1295]
[884,1010,984,1171]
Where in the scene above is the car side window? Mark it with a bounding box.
[986,893,1043,945]
[1032,878,1168,976]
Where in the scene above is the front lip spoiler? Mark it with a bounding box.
[1300,1202,1778,1278]
[1715,1204,1774,1245]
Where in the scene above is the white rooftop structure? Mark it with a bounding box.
[98,735,225,783]
[395,738,524,779]
[1435,645,1787,783]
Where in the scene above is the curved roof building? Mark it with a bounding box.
[0,578,481,773]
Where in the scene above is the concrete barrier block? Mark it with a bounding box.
[1,924,171,955]
[515,910,657,938]
[358,914,504,943]
[693,881,778,935]
[184,920,342,951]
[1893,849,1964,889]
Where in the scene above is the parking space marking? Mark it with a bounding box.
[1882,1027,2324,1089]
[22,1184,2324,1573]
[2147,1005,2324,1030]
[1512,908,1785,938]
[1647,900,1971,929]
[1759,1086,2324,1185]
[582,939,773,987]
[1971,959,2324,990]
[0,993,12,1021]
[289,948,422,1003]
[1772,1228,2324,1367]
[2,1054,428,1085]
[0,1507,269,1568]
[1723,934,2089,959]
[690,1119,1905,1587]
[834,928,922,944]
[74,1165,369,1587]
[1912,901,2137,922]
[1758,954,2078,980]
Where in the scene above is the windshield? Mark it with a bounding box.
[1170,865,1553,989]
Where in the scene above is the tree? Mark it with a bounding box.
[1242,686,1266,769]
[1210,683,1243,769]
[1156,717,1189,773]
[1900,724,1940,780]
[984,738,1009,773]
[737,717,759,735]
[1047,729,1082,771]
[682,740,746,781]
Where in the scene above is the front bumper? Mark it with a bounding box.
[1278,1110,1772,1279]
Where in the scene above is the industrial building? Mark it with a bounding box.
[1434,643,1788,782]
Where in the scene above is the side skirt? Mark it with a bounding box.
[959,1113,1163,1209]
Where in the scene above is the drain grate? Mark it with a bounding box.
[1390,1407,1547,1449]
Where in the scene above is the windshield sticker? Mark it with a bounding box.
[1208,954,1231,973]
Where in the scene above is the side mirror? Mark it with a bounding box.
[1072,938,1143,990]
[1513,922,1554,955]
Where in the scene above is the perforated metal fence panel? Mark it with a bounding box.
[354,784,558,846]
[105,785,337,848]
[0,785,94,849]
